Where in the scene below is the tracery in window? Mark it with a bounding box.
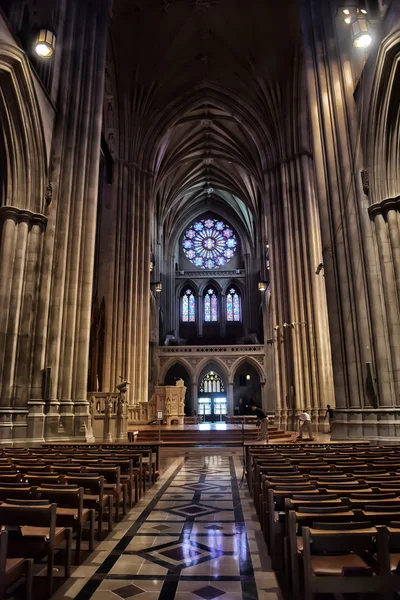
[181,289,195,322]
[204,288,218,322]
[200,371,225,393]
[226,287,241,322]
[182,218,237,269]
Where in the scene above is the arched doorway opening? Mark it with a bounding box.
[233,361,261,415]
[198,370,227,422]
[163,363,192,416]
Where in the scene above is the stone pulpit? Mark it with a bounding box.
[154,380,186,425]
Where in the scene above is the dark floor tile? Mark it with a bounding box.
[193,585,227,599]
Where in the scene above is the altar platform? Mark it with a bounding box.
[130,422,295,445]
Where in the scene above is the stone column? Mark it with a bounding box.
[265,150,334,432]
[0,207,47,443]
[191,381,198,417]
[227,381,234,416]
[39,0,111,441]
[300,0,380,439]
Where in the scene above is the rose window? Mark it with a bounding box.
[182,218,237,269]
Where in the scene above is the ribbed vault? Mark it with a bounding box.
[109,0,301,236]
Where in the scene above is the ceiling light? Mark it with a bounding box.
[258,282,267,292]
[35,29,56,57]
[246,374,251,381]
[351,14,372,47]
[155,282,162,293]
[343,8,350,14]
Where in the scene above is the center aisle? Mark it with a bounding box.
[54,453,281,600]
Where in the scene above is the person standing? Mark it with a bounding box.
[251,403,269,442]
[324,405,334,433]
[297,410,314,440]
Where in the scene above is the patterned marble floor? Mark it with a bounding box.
[53,452,281,600]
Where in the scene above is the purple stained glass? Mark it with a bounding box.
[182,218,238,269]
[204,289,218,322]
[181,290,195,322]
[188,293,195,322]
[227,288,240,322]
[226,293,233,321]
[211,295,218,321]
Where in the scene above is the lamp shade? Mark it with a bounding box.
[35,29,56,57]
[351,14,372,48]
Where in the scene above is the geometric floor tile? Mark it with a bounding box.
[185,483,218,491]
[151,524,172,532]
[114,583,145,598]
[168,503,220,518]
[147,541,214,567]
[192,585,226,599]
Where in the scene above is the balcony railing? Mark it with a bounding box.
[158,344,264,354]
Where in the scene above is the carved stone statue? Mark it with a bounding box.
[175,378,185,387]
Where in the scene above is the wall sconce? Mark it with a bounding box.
[155,282,162,293]
[341,7,372,48]
[258,281,267,292]
[35,29,56,57]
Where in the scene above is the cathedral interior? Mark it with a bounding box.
[1,0,400,598]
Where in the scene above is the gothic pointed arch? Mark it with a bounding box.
[0,43,47,213]
[367,32,400,204]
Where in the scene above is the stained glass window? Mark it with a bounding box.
[200,371,225,393]
[181,289,195,322]
[226,288,241,322]
[182,218,237,269]
[204,288,218,322]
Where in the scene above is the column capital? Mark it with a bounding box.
[0,205,47,228]
[368,196,400,219]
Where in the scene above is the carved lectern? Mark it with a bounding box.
[153,382,186,425]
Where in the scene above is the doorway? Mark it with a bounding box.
[198,371,227,422]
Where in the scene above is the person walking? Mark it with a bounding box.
[297,410,314,440]
[324,404,334,433]
[251,403,269,442]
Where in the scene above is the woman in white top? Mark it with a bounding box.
[297,411,314,440]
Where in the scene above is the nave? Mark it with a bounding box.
[53,450,278,600]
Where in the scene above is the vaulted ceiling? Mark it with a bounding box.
[108,0,302,245]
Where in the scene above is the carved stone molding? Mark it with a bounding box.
[0,205,47,228]
[368,196,400,219]
[159,344,264,354]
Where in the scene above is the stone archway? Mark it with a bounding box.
[232,361,262,416]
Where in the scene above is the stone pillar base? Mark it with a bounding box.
[0,409,29,445]
[331,408,400,443]
[74,401,95,442]
[26,401,45,444]
[274,407,327,434]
